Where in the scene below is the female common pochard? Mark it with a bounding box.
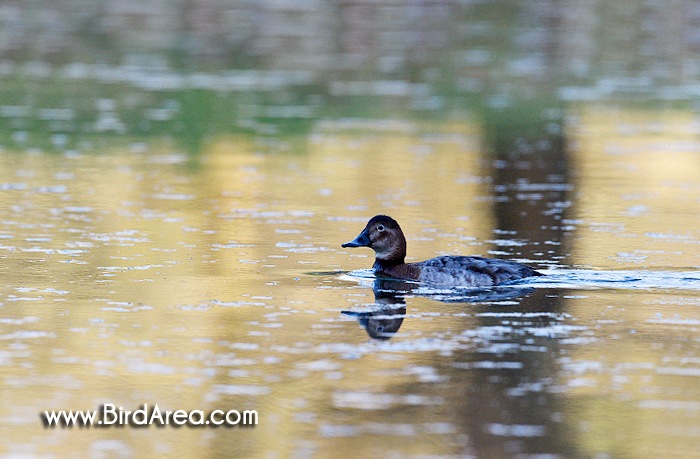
[342,215,542,287]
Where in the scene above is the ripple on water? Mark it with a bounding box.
[100,301,153,312]
[97,264,165,271]
[638,400,700,411]
[208,300,268,307]
[0,331,55,340]
[485,423,547,437]
[0,317,40,325]
[150,193,193,200]
[204,384,271,403]
[333,391,445,410]
[319,421,455,438]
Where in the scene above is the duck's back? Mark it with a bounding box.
[415,255,541,287]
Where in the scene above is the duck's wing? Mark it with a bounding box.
[421,256,542,286]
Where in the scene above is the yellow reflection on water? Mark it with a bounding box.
[0,121,493,457]
[565,106,700,458]
[569,105,700,269]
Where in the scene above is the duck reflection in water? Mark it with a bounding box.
[342,279,409,340]
[342,278,535,340]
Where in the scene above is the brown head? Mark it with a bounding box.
[341,215,407,265]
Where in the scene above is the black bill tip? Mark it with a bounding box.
[341,228,371,248]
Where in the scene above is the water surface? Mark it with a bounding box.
[1,113,700,458]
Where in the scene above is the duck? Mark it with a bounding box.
[341,215,543,287]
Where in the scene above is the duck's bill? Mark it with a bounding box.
[341,229,371,248]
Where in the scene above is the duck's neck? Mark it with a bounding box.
[373,256,404,272]
[373,230,407,272]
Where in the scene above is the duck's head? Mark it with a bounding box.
[342,215,406,264]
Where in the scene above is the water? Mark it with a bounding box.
[0,117,699,458]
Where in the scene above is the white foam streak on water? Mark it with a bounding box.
[534,269,700,291]
[342,269,700,292]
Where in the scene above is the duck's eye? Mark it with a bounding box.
[377,224,385,232]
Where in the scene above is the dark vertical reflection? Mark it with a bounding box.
[456,292,579,457]
[483,103,573,266]
[444,104,577,457]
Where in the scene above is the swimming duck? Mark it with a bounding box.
[342,215,542,287]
